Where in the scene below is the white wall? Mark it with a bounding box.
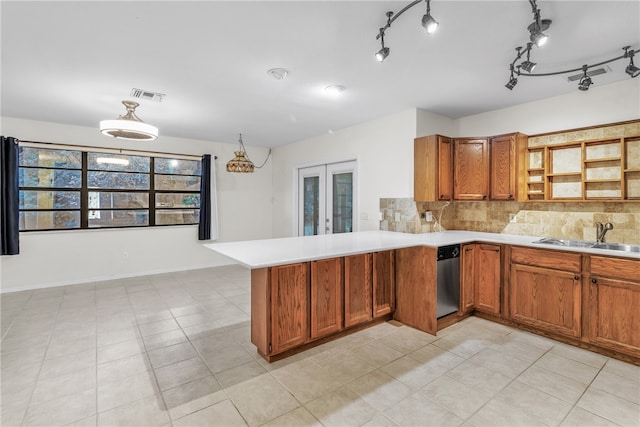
[270,109,456,238]
[0,117,273,292]
[456,78,640,136]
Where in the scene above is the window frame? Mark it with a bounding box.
[18,142,203,232]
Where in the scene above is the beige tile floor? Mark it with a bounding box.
[1,265,639,427]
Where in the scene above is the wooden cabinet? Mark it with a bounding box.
[490,133,527,200]
[310,258,343,339]
[586,256,640,357]
[453,138,489,200]
[344,253,372,328]
[509,247,582,338]
[373,250,395,317]
[475,244,502,314]
[394,246,437,334]
[460,243,501,314]
[522,134,640,201]
[414,135,453,201]
[251,263,309,356]
[460,244,475,313]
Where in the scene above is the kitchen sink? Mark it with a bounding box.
[592,242,640,253]
[533,237,640,253]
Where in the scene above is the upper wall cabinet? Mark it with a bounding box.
[523,135,640,201]
[453,138,489,200]
[414,135,453,202]
[491,133,528,201]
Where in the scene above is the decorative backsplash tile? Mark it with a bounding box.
[380,198,640,244]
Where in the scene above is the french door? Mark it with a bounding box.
[298,161,357,236]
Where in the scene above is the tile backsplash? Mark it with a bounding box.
[380,198,640,245]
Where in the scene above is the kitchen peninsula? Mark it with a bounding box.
[205,230,640,365]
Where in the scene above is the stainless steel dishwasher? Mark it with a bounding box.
[436,244,460,318]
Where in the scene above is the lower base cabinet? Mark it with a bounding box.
[310,258,343,339]
[252,263,309,356]
[587,256,640,357]
[394,246,437,334]
[509,247,582,338]
[251,250,396,360]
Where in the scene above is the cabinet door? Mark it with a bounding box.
[587,276,640,356]
[373,250,395,317]
[414,135,453,202]
[490,135,516,200]
[510,263,581,338]
[394,246,437,334]
[344,253,372,327]
[475,244,502,314]
[270,263,309,354]
[438,136,453,200]
[460,244,475,313]
[310,258,343,339]
[454,138,489,200]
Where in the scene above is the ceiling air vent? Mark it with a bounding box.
[130,88,166,102]
[567,66,611,82]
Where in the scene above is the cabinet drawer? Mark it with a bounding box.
[511,246,581,272]
[591,256,640,282]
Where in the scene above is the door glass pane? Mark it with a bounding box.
[303,176,320,236]
[332,172,353,233]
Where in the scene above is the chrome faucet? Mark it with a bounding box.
[596,222,613,243]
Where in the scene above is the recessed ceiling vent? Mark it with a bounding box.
[567,66,611,82]
[130,88,166,102]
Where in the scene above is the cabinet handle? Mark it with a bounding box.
[509,194,513,199]
[591,278,598,284]
[465,248,472,252]
[574,275,580,280]
[483,195,487,199]
[495,249,500,253]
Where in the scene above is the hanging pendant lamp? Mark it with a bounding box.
[100,100,158,141]
[226,134,255,173]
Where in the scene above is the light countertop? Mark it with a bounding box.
[204,230,640,268]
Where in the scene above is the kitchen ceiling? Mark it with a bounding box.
[2,1,639,148]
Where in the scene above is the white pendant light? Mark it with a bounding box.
[100,100,158,141]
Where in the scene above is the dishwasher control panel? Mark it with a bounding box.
[437,244,460,260]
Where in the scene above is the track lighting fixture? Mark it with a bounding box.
[421,0,438,35]
[578,66,593,91]
[371,0,638,91]
[624,46,640,78]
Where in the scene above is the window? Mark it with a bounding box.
[18,145,201,231]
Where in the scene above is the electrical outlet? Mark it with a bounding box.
[509,213,517,223]
[425,211,433,222]
[394,212,401,222]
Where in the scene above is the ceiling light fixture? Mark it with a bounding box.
[100,100,158,141]
[371,0,638,92]
[421,0,438,34]
[624,46,640,78]
[578,65,593,91]
[504,1,639,91]
[267,68,289,80]
[226,134,272,173]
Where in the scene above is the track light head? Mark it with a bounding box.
[505,76,518,90]
[421,14,439,34]
[421,0,438,34]
[626,62,640,78]
[520,60,537,73]
[375,46,390,62]
[578,66,593,91]
[528,17,551,47]
[624,49,640,77]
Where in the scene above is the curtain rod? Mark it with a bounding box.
[18,140,217,161]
